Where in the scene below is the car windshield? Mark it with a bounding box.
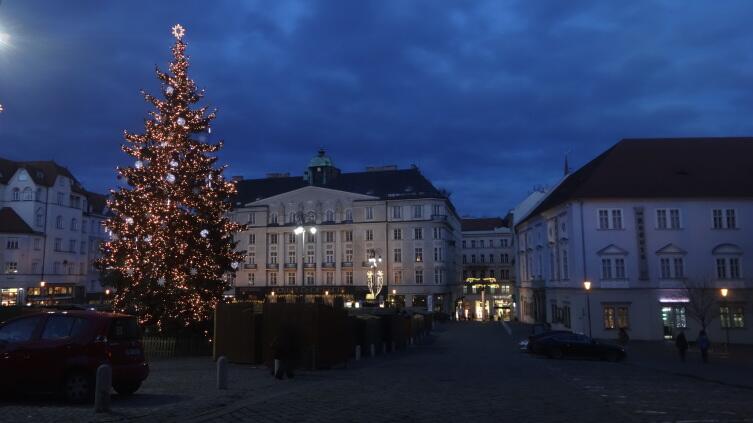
[108,317,142,341]
[0,316,44,343]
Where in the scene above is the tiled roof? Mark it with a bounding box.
[461,217,510,232]
[523,137,753,223]
[0,157,87,193]
[0,208,37,234]
[233,167,447,205]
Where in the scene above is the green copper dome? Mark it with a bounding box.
[309,149,333,168]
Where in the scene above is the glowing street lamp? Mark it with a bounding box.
[721,288,730,353]
[583,280,592,338]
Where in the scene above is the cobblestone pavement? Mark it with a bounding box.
[3,322,753,422]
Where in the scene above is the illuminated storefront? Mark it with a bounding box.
[461,277,514,321]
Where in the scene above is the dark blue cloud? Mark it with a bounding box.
[2,1,753,216]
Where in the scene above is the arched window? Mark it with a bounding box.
[11,188,20,201]
[21,187,33,201]
[345,209,353,222]
[326,210,334,222]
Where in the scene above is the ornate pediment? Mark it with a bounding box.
[656,243,687,255]
[596,244,628,256]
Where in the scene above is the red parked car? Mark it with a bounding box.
[0,310,149,402]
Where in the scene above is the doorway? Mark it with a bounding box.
[661,305,687,340]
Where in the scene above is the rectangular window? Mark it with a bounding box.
[612,210,623,229]
[306,246,315,264]
[462,240,466,249]
[269,233,278,245]
[657,209,667,229]
[669,209,681,229]
[287,272,296,285]
[432,204,442,216]
[248,212,255,225]
[54,238,62,252]
[433,227,442,240]
[615,258,625,279]
[602,305,629,329]
[270,250,278,264]
[598,210,610,230]
[462,255,466,264]
[34,238,41,250]
[415,248,423,262]
[434,269,442,284]
[248,273,255,285]
[730,257,741,279]
[391,206,402,219]
[434,248,442,262]
[344,231,353,242]
[601,258,612,280]
[673,257,684,278]
[660,258,671,279]
[345,249,353,263]
[247,249,256,264]
[269,272,277,285]
[413,205,423,218]
[721,306,731,328]
[365,207,374,220]
[345,271,353,285]
[288,250,296,264]
[80,241,86,254]
[365,229,374,241]
[4,262,18,274]
[305,272,315,285]
[471,240,476,248]
[415,269,423,284]
[414,228,423,240]
[501,239,508,248]
[57,192,65,205]
[393,229,402,240]
[489,254,494,263]
[6,238,19,249]
[69,240,76,253]
[393,248,402,263]
[325,248,334,263]
[561,249,569,280]
[248,234,256,244]
[726,209,737,229]
[471,254,476,264]
[480,254,485,263]
[325,231,335,243]
[732,306,745,328]
[716,258,727,279]
[712,209,724,229]
[393,271,402,284]
[480,240,485,248]
[326,271,334,285]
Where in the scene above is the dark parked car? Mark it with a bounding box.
[0,310,149,402]
[524,330,573,354]
[534,332,625,362]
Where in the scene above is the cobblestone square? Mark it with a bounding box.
[2,322,753,422]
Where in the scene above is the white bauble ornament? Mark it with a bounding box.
[170,160,178,168]
[165,86,174,95]
[177,117,186,126]
[231,262,239,270]
[207,127,212,134]
[190,268,198,276]
[125,217,134,225]
[200,229,209,238]
[161,141,168,147]
[135,160,143,169]
[144,235,153,242]
[157,277,166,286]
[166,173,176,184]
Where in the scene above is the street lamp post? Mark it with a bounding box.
[583,281,592,338]
[40,280,48,305]
[294,225,317,297]
[721,288,730,353]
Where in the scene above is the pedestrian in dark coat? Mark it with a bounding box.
[617,327,630,346]
[675,331,688,362]
[697,330,711,364]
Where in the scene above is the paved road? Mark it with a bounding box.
[3,322,753,422]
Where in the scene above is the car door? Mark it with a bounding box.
[567,334,593,357]
[0,315,46,390]
[30,315,87,391]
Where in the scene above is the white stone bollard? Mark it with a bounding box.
[274,358,281,375]
[355,345,361,361]
[217,356,228,390]
[94,364,111,413]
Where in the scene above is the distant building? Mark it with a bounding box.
[228,150,462,312]
[459,217,515,321]
[515,138,753,344]
[0,158,108,305]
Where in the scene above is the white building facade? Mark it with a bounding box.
[459,218,515,320]
[0,158,108,305]
[228,151,463,312]
[516,138,753,344]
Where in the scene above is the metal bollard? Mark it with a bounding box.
[217,356,228,390]
[370,344,376,358]
[355,345,361,361]
[94,364,111,413]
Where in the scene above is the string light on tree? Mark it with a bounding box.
[97,24,245,333]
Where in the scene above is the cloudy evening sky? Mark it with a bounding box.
[2,1,753,216]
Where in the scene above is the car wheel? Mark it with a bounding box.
[548,348,564,359]
[113,381,142,396]
[64,371,93,403]
[605,351,621,362]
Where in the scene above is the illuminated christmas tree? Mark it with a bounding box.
[98,25,244,333]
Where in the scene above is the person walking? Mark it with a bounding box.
[617,327,630,347]
[271,324,299,379]
[697,330,711,364]
[675,331,688,362]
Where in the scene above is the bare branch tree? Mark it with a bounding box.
[682,277,720,331]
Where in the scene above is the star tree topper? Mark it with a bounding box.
[172,24,186,40]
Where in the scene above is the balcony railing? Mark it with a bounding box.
[341,261,353,268]
[322,262,336,269]
[266,263,278,269]
[284,263,297,269]
[303,262,316,269]
[431,214,448,222]
[244,263,257,269]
